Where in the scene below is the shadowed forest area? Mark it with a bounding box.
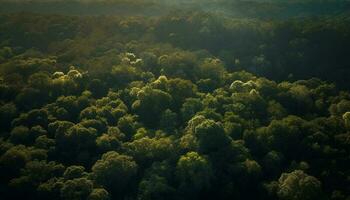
[0,0,350,200]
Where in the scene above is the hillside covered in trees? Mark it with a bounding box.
[0,1,350,200]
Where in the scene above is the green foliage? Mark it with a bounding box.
[343,112,350,130]
[276,170,322,200]
[88,188,110,200]
[125,136,175,166]
[0,8,349,200]
[193,118,231,154]
[91,151,138,194]
[132,86,172,127]
[176,152,212,197]
[138,174,175,200]
[60,178,93,200]
[63,165,86,180]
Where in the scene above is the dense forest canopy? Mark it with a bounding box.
[0,1,349,200]
[1,0,350,18]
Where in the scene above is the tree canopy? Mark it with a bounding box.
[0,5,349,200]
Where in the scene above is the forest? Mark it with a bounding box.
[0,0,350,200]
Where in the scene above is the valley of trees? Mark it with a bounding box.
[0,1,350,200]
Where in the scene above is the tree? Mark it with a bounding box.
[166,78,197,110]
[180,98,203,122]
[0,145,31,179]
[63,165,86,180]
[37,177,65,200]
[88,188,110,200]
[0,103,17,131]
[193,119,231,154]
[117,114,139,140]
[342,112,350,130]
[111,64,139,88]
[35,135,55,151]
[329,100,350,116]
[198,58,225,88]
[125,136,175,166]
[60,178,93,200]
[9,160,64,196]
[96,133,121,152]
[176,152,212,197]
[56,124,97,165]
[132,86,172,127]
[0,46,13,59]
[278,84,313,115]
[262,151,284,178]
[28,72,52,93]
[159,109,177,132]
[12,109,49,128]
[48,120,75,138]
[138,174,175,200]
[9,126,30,145]
[158,51,198,81]
[277,170,322,200]
[179,134,198,152]
[1,13,350,200]
[91,151,137,195]
[15,88,42,110]
[255,116,307,159]
[79,119,107,134]
[88,79,108,98]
